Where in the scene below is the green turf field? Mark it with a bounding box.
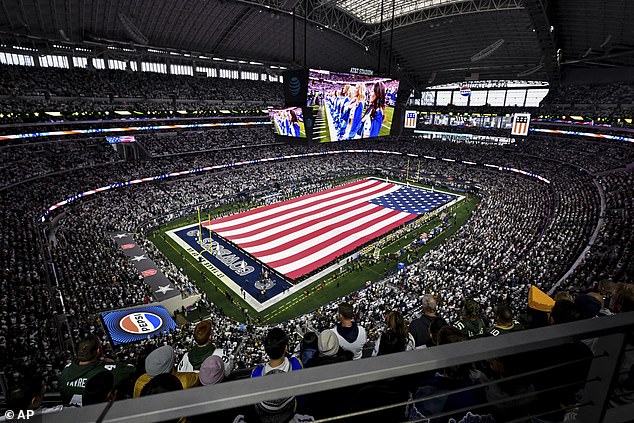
[150,178,478,324]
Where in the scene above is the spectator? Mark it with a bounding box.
[532,299,593,421]
[83,371,116,406]
[408,294,438,348]
[177,320,215,372]
[575,294,603,319]
[428,317,450,347]
[453,299,487,339]
[610,283,634,314]
[372,310,414,356]
[133,345,199,397]
[250,328,303,423]
[409,326,486,422]
[139,374,189,423]
[608,282,634,407]
[295,331,318,368]
[305,329,353,368]
[549,300,583,325]
[486,304,523,336]
[301,330,352,420]
[198,355,226,386]
[332,302,367,360]
[2,374,63,419]
[140,373,183,396]
[58,334,135,406]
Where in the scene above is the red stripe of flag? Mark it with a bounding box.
[215,182,397,240]
[281,213,415,279]
[228,203,380,248]
[244,204,391,255]
[213,179,385,234]
[210,179,374,227]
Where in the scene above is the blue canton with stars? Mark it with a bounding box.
[369,185,456,215]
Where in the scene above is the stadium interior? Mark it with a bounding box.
[1,0,634,422]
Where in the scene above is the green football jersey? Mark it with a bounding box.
[58,360,135,406]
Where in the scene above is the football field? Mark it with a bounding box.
[162,178,461,315]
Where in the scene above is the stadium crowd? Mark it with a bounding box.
[0,65,283,124]
[0,65,283,102]
[1,123,634,421]
[542,81,634,108]
[138,127,278,156]
[539,81,634,123]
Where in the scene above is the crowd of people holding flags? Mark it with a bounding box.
[1,125,633,420]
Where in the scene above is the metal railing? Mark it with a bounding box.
[37,312,634,423]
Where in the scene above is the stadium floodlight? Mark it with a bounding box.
[470,39,505,62]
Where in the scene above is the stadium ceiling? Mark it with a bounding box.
[0,0,630,88]
[332,0,467,25]
[552,0,634,70]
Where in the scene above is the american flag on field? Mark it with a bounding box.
[404,110,418,129]
[511,113,531,136]
[204,179,455,280]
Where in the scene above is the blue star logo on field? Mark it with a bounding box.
[119,312,163,334]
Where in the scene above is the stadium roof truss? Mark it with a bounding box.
[10,0,632,86]
[552,0,634,70]
[246,0,525,42]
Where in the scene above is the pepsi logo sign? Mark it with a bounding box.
[119,312,163,334]
[289,76,301,97]
[460,86,471,97]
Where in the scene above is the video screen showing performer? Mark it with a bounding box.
[307,69,399,142]
[269,107,306,138]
